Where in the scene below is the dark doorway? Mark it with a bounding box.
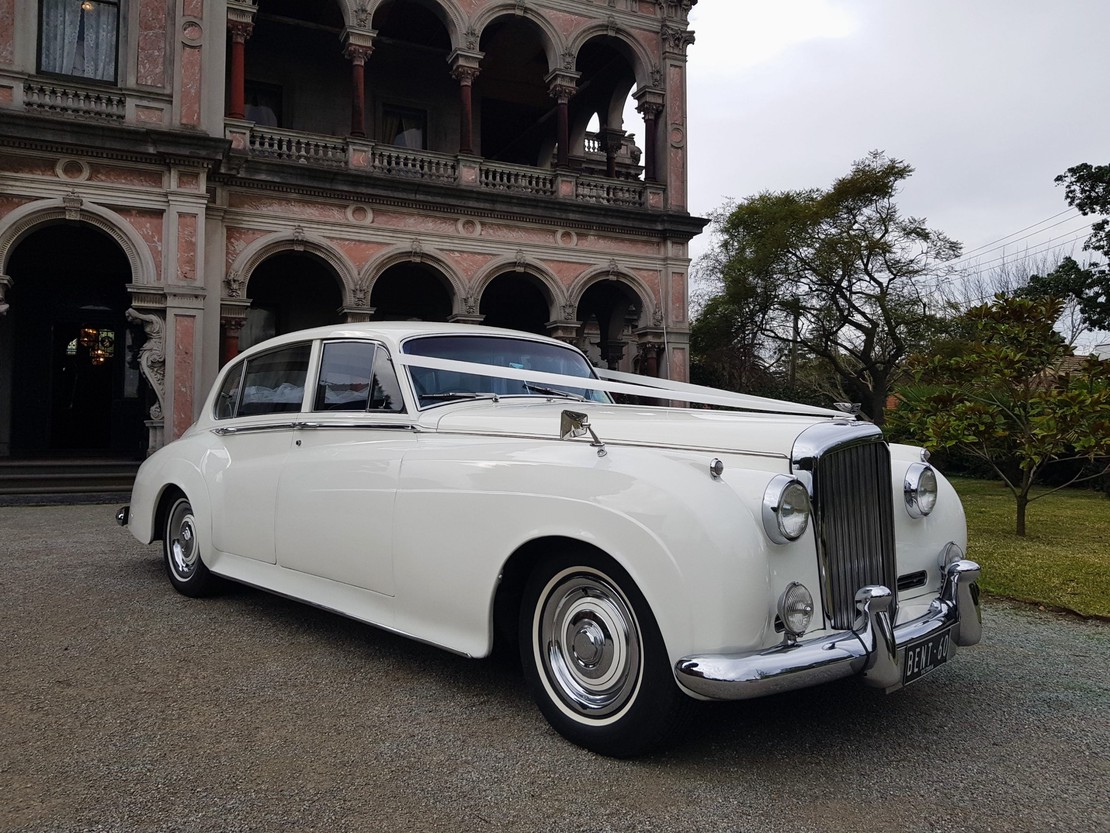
[370,263,452,322]
[479,273,550,334]
[4,223,144,455]
[240,252,344,351]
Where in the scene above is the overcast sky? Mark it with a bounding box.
[680,0,1109,348]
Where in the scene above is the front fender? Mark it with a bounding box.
[390,440,799,664]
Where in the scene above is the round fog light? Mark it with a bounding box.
[779,582,814,638]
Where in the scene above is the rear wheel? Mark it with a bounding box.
[519,552,691,757]
[163,496,220,597]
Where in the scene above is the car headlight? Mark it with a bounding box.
[778,582,814,638]
[904,462,938,518]
[762,475,811,544]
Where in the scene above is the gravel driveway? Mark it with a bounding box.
[2,503,1107,833]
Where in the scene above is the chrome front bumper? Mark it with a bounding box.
[675,559,982,700]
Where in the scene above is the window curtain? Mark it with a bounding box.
[40,0,117,82]
[40,0,83,76]
[83,2,118,82]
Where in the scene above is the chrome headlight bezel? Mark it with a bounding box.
[904,462,938,519]
[762,475,812,544]
[778,581,815,638]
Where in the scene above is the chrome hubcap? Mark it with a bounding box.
[538,571,642,718]
[167,503,199,579]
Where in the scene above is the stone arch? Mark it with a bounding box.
[471,256,564,335]
[569,264,658,322]
[0,196,157,290]
[362,243,463,321]
[471,3,565,70]
[470,254,565,317]
[358,0,464,50]
[570,265,658,370]
[567,24,657,90]
[228,229,357,305]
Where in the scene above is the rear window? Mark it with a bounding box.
[214,344,311,418]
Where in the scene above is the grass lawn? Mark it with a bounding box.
[950,477,1110,619]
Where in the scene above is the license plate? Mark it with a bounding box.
[902,628,952,686]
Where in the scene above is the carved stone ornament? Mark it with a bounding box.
[462,294,479,315]
[353,278,370,307]
[464,26,479,51]
[562,303,578,321]
[515,250,527,272]
[353,3,370,28]
[0,273,12,317]
[292,225,306,251]
[63,190,83,221]
[224,270,244,298]
[653,307,664,327]
[125,307,167,421]
[410,238,424,261]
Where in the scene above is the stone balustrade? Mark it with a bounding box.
[23,81,125,121]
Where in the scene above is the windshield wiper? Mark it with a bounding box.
[420,392,499,401]
[523,383,584,401]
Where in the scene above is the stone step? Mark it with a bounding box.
[0,458,140,499]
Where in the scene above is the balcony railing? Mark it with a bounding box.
[479,162,556,196]
[369,146,457,183]
[23,81,125,121]
[248,126,347,167]
[231,124,653,209]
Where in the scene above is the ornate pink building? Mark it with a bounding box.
[0,0,703,457]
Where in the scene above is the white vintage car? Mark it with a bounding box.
[118,322,982,756]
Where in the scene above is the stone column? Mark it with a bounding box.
[449,50,483,155]
[634,89,665,183]
[345,42,373,138]
[546,70,580,169]
[227,19,253,120]
[600,127,625,179]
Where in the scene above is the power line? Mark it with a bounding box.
[955,207,1078,259]
[946,216,1090,271]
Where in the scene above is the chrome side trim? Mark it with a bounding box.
[674,559,981,701]
[296,422,419,431]
[212,422,298,436]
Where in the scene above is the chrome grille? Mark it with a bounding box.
[793,423,897,630]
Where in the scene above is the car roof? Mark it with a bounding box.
[233,321,577,360]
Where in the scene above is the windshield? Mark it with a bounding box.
[403,335,610,407]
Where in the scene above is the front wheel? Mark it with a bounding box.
[162,495,220,597]
[519,553,691,757]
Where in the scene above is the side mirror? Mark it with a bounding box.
[560,410,606,457]
[560,410,590,440]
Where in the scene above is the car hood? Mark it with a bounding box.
[424,400,853,459]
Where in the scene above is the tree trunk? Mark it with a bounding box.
[1015,492,1028,537]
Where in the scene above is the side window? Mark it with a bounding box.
[39,0,120,83]
[214,363,244,420]
[238,344,311,416]
[314,341,405,413]
[369,347,404,412]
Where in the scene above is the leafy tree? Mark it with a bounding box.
[696,151,960,424]
[1023,255,1110,333]
[1052,163,1110,329]
[889,294,1110,536]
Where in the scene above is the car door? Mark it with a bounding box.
[274,340,414,596]
[208,342,311,563]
